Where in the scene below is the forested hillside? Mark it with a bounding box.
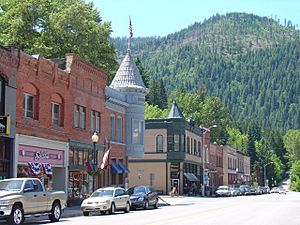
[112,13,300,132]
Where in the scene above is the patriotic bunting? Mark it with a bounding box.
[28,162,42,176]
[42,163,53,177]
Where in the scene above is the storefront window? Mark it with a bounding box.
[68,171,89,200]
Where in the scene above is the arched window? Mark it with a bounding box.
[156,135,163,152]
[194,139,197,155]
[23,83,39,120]
[198,141,201,156]
[51,93,63,126]
[187,137,190,154]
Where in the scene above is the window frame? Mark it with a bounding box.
[24,93,34,119]
[156,135,163,152]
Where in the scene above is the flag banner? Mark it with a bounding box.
[85,159,94,171]
[42,163,53,177]
[28,162,42,176]
[100,147,111,170]
[129,17,133,38]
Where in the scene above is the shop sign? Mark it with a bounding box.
[19,144,64,165]
[34,151,49,160]
[0,116,9,134]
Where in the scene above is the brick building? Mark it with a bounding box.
[14,51,107,204]
[0,46,18,180]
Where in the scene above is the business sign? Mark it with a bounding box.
[0,116,9,135]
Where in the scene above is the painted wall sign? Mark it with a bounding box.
[18,144,64,165]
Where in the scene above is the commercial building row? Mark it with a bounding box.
[0,45,147,205]
[0,44,250,202]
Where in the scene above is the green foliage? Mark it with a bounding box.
[135,57,150,87]
[0,0,118,79]
[145,102,168,119]
[227,127,248,153]
[283,130,300,162]
[290,161,300,192]
[113,12,300,132]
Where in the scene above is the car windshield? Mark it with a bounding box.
[127,186,146,195]
[0,180,23,191]
[218,187,228,190]
[91,190,114,197]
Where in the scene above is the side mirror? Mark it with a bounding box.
[24,188,34,192]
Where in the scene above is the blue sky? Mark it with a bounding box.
[93,0,300,37]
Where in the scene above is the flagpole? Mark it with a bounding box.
[128,16,133,50]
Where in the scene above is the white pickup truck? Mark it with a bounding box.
[0,178,66,225]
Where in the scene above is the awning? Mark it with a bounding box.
[184,172,199,182]
[110,160,123,174]
[189,173,199,182]
[118,161,130,174]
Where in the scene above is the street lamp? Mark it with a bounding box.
[201,125,217,197]
[92,132,99,192]
[264,162,273,187]
[236,168,239,186]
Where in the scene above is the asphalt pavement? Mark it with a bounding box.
[62,195,190,218]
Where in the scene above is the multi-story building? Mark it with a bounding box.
[209,143,224,189]
[223,145,250,186]
[128,101,210,195]
[0,46,18,180]
[105,49,148,189]
[14,51,108,205]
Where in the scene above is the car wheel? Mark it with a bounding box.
[124,202,130,213]
[144,200,149,210]
[49,201,61,222]
[83,211,89,216]
[154,199,159,209]
[110,203,116,214]
[8,205,24,225]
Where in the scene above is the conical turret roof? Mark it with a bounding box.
[168,101,185,118]
[110,50,147,93]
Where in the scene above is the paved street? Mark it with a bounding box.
[1,191,299,225]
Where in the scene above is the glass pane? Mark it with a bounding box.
[174,135,180,151]
[74,105,78,127]
[118,117,122,142]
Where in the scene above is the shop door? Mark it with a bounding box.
[171,179,180,194]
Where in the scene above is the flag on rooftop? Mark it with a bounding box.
[129,17,133,38]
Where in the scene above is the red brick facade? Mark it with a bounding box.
[16,52,107,143]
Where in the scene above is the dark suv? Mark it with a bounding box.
[126,185,159,210]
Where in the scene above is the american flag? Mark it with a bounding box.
[100,147,111,170]
[129,17,133,38]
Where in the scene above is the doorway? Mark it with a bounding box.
[171,178,180,194]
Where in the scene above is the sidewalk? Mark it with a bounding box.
[62,195,190,218]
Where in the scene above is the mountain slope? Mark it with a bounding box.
[112,13,300,131]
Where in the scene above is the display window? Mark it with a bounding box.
[68,170,90,199]
[17,164,53,191]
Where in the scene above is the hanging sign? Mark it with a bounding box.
[0,116,9,135]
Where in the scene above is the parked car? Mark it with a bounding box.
[248,186,257,195]
[126,185,159,210]
[265,186,271,194]
[81,187,131,216]
[229,187,241,196]
[216,186,231,197]
[270,187,279,193]
[278,188,287,194]
[239,185,250,195]
[0,178,66,225]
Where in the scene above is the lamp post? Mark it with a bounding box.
[264,162,273,187]
[201,125,217,197]
[92,132,99,192]
[236,168,239,186]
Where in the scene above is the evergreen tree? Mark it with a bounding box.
[159,79,168,109]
